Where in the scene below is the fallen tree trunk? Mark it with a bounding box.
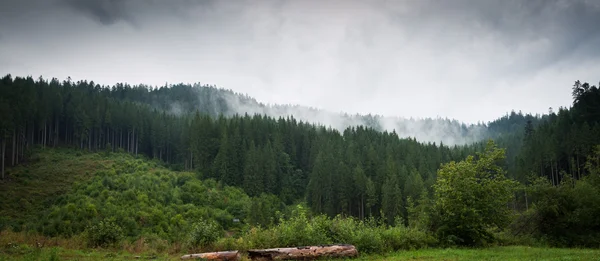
[247,244,358,260]
[181,250,241,260]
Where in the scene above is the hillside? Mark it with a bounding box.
[0,74,488,221]
[0,148,263,243]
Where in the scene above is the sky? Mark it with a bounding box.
[1,0,600,124]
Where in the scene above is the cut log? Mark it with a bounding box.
[247,244,358,260]
[181,250,241,260]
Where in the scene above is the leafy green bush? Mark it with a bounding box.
[526,175,600,247]
[188,218,222,248]
[229,205,436,254]
[432,141,519,246]
[86,218,124,248]
[381,218,436,250]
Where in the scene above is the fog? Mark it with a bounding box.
[162,84,489,145]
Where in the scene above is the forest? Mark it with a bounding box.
[1,74,600,259]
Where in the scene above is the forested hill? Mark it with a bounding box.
[0,74,490,220]
[62,76,531,146]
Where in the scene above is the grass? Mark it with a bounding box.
[0,245,176,261]
[2,246,600,261]
[354,246,600,261]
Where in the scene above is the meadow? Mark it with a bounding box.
[2,243,599,261]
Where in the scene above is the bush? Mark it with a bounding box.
[432,141,519,246]
[188,218,222,249]
[86,218,124,248]
[525,174,600,247]
[229,208,437,254]
[381,219,436,250]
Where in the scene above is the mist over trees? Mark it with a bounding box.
[89,79,515,146]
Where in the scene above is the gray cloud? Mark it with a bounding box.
[59,0,217,27]
[62,0,132,26]
[1,0,599,127]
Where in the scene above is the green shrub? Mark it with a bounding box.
[526,174,600,247]
[230,211,437,254]
[432,141,519,246]
[86,218,124,248]
[188,218,222,248]
[351,224,385,253]
[381,225,436,250]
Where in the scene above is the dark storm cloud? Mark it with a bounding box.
[59,0,217,26]
[385,0,600,72]
[62,0,131,25]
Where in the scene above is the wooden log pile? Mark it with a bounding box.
[247,244,358,260]
[181,244,358,260]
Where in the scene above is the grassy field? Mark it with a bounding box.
[2,246,600,261]
[356,246,600,260]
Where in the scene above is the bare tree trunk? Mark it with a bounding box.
[29,122,34,149]
[127,130,130,153]
[361,196,364,220]
[42,122,46,148]
[2,137,5,180]
[64,121,69,145]
[550,160,556,186]
[181,251,240,260]
[132,127,135,154]
[525,190,528,211]
[54,117,59,147]
[577,153,581,179]
[12,128,16,166]
[135,131,138,156]
[15,132,19,165]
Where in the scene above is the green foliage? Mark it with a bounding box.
[188,218,222,249]
[226,205,437,254]
[86,218,124,248]
[381,218,437,251]
[523,146,600,247]
[0,149,257,246]
[432,140,519,246]
[47,248,60,261]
